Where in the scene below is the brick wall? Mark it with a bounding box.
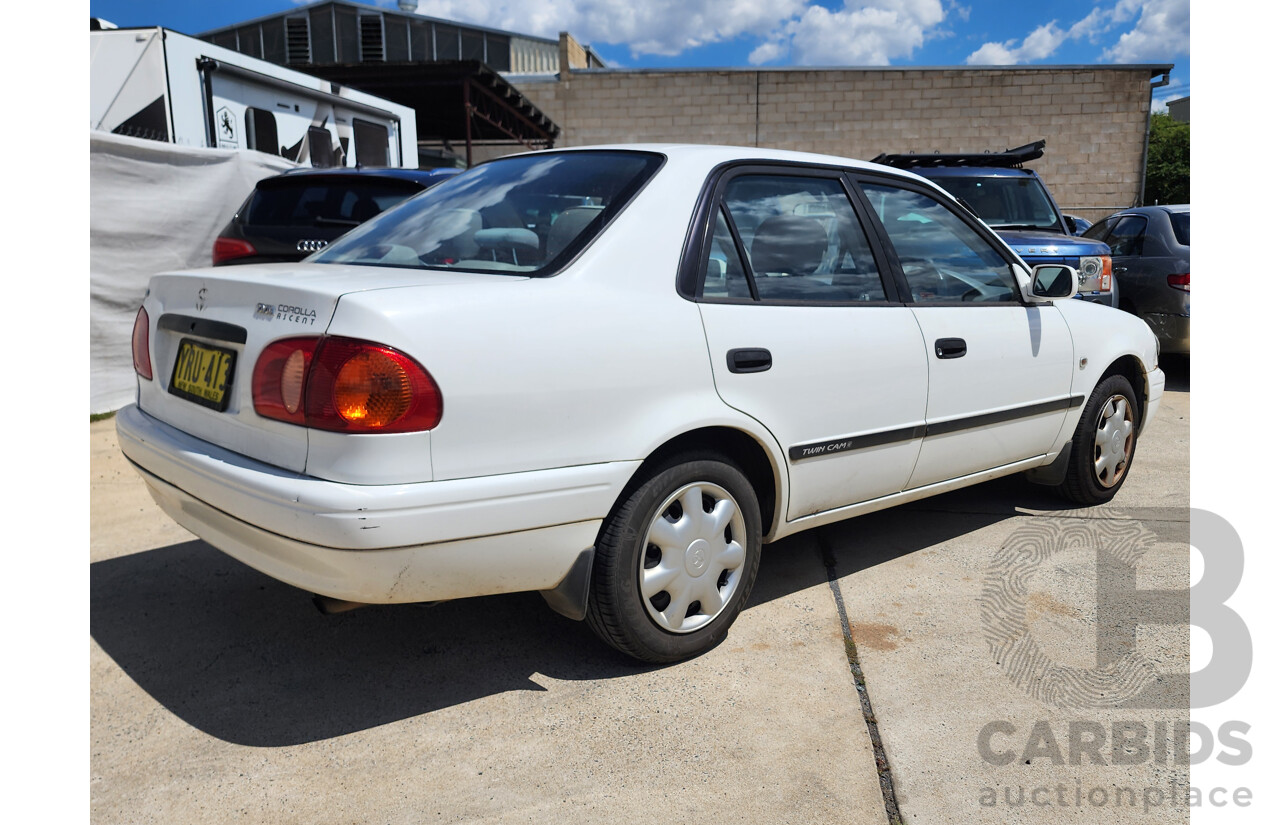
[514,66,1161,217]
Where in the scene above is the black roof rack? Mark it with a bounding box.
[871,140,1046,170]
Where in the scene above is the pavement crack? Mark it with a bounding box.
[818,530,903,825]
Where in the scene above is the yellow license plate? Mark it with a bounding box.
[170,338,237,411]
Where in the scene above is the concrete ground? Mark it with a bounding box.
[91,356,1189,824]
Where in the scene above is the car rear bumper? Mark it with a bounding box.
[116,404,637,603]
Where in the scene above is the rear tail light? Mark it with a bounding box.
[252,338,318,426]
[252,336,442,433]
[1168,272,1190,292]
[132,307,152,380]
[213,236,256,265]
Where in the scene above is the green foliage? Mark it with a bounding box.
[1144,113,1189,205]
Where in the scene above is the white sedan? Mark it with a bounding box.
[118,144,1164,662]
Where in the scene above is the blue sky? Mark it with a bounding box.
[89,0,1190,109]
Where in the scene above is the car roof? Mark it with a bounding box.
[1106,204,1190,218]
[484,143,943,187]
[271,166,462,185]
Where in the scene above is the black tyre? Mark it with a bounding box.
[586,456,762,663]
[1057,374,1139,505]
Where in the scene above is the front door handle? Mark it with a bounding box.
[727,348,772,373]
[934,338,967,359]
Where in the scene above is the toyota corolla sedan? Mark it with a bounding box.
[118,145,1164,663]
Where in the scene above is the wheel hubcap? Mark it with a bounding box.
[1093,394,1135,488]
[640,482,747,634]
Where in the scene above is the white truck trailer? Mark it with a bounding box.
[91,26,418,168]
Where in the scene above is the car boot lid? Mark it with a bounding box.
[136,264,527,474]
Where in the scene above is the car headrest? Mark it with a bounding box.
[547,205,605,259]
[749,215,828,276]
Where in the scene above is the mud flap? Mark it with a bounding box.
[1024,442,1073,486]
[539,546,595,621]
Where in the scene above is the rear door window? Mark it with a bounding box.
[702,173,887,303]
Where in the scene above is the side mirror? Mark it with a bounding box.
[1030,264,1079,300]
[1063,215,1078,234]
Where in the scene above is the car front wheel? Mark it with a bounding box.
[586,456,762,662]
[1058,374,1139,505]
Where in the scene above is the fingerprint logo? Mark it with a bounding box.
[981,518,1166,709]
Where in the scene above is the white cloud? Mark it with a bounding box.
[1104,0,1189,62]
[748,40,788,66]
[752,1,947,66]
[967,21,1072,65]
[964,0,1188,66]
[391,0,1188,69]
[403,1,947,66]
[406,0,807,57]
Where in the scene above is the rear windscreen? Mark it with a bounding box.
[245,178,425,228]
[313,150,665,276]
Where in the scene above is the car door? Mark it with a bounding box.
[1094,213,1170,311]
[853,175,1077,489]
[687,166,929,520]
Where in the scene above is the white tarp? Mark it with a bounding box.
[90,131,296,413]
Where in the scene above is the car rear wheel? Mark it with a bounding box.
[1057,374,1139,505]
[586,456,762,662]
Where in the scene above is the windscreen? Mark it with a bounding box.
[930,175,1061,232]
[312,151,664,275]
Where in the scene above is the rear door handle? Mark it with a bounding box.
[727,348,772,373]
[934,338,966,359]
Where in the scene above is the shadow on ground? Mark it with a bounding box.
[91,473,1092,747]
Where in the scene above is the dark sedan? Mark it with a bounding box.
[213,166,461,265]
[1083,205,1190,354]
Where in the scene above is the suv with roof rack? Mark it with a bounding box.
[872,141,1116,306]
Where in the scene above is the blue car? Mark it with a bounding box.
[871,141,1116,306]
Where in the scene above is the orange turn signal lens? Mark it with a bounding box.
[333,349,413,427]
